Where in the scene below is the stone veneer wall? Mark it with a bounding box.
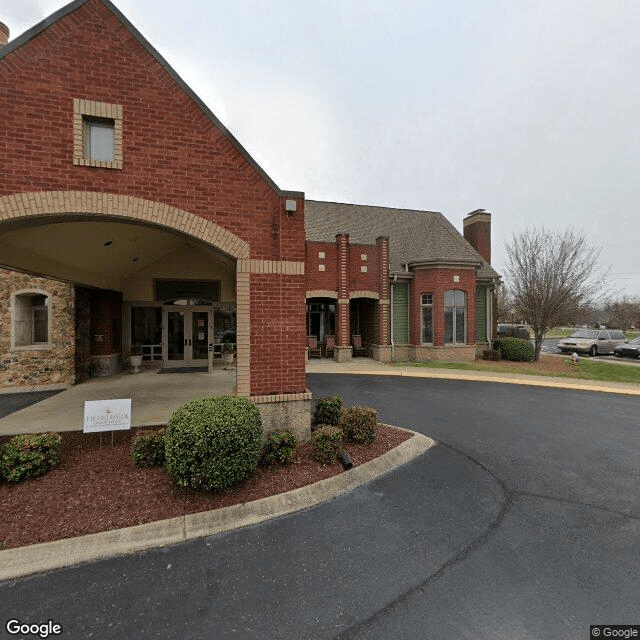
[0,269,76,388]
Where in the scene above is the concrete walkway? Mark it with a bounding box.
[0,363,236,435]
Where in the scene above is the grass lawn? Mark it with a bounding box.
[402,355,640,384]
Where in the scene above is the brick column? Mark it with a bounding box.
[335,233,352,362]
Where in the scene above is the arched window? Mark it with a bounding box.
[11,291,51,349]
[444,290,466,344]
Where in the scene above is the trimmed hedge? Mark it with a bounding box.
[261,430,297,466]
[164,395,262,491]
[311,425,343,464]
[340,405,378,444]
[0,432,62,483]
[493,337,535,362]
[312,395,343,427]
[131,428,166,467]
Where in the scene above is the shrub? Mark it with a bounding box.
[260,430,297,466]
[131,428,166,467]
[311,425,343,464]
[164,395,262,491]
[340,405,378,444]
[492,337,535,362]
[481,348,502,361]
[313,395,343,427]
[0,432,62,483]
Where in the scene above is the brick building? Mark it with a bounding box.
[304,202,499,363]
[0,0,500,436]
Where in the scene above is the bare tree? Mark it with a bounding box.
[604,296,640,331]
[503,227,609,360]
[496,284,514,322]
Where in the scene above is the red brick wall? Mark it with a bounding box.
[0,0,307,396]
[410,269,476,346]
[250,274,306,396]
[348,244,380,292]
[0,0,305,261]
[305,242,338,292]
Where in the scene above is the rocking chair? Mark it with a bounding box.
[307,336,322,358]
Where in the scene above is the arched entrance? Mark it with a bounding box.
[0,191,250,394]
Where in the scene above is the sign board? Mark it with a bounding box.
[83,399,132,433]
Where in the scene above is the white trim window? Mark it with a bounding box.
[444,289,466,344]
[421,293,433,344]
[11,291,52,350]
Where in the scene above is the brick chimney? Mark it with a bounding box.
[463,209,491,264]
[0,23,9,46]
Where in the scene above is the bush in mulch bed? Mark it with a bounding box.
[311,425,344,464]
[131,428,166,467]
[0,432,62,483]
[260,430,297,467]
[312,395,343,428]
[339,405,378,444]
[164,395,263,491]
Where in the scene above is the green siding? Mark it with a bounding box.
[475,286,487,343]
[392,283,409,343]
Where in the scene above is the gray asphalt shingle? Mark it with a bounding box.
[305,200,500,280]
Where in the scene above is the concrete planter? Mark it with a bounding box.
[129,355,143,373]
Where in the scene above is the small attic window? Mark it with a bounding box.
[73,98,123,169]
[84,117,115,162]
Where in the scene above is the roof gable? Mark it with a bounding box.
[0,0,301,199]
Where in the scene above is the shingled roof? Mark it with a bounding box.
[305,200,500,281]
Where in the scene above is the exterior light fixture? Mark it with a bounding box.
[285,199,297,215]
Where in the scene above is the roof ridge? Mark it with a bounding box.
[306,199,440,216]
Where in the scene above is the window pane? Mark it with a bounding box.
[33,307,48,343]
[86,121,115,161]
[444,290,454,306]
[422,306,433,343]
[455,290,465,306]
[444,308,454,343]
[455,307,465,343]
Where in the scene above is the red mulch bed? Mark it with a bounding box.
[0,425,412,550]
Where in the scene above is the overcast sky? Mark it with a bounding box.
[4,0,640,296]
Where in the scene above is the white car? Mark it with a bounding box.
[557,329,627,357]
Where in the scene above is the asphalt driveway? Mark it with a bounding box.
[1,375,639,639]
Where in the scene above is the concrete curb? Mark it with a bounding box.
[309,365,640,396]
[0,429,435,582]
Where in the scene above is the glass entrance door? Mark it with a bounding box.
[162,306,212,368]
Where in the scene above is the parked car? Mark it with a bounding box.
[557,329,626,357]
[614,336,640,359]
[497,324,530,339]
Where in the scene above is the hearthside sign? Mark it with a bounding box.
[83,399,132,433]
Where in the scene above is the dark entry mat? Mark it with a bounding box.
[157,367,208,374]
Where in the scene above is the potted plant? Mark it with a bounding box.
[222,342,235,369]
[130,343,143,373]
